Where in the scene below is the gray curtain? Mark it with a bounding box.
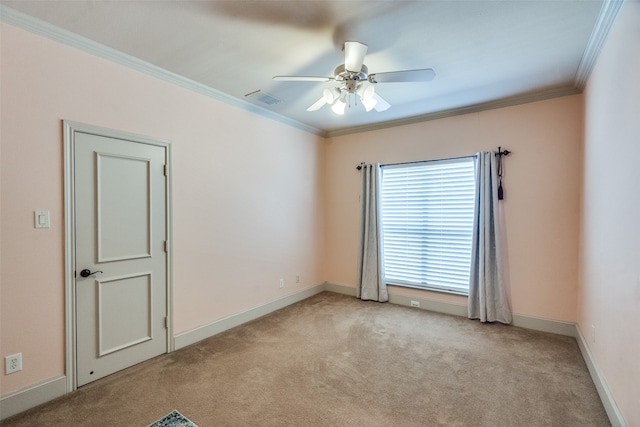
[468,152,512,323]
[357,164,388,302]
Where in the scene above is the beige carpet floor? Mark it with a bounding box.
[3,291,609,426]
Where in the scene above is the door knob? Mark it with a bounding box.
[80,269,103,278]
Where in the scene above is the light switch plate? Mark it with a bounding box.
[34,210,50,228]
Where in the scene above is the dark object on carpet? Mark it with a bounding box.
[147,409,198,427]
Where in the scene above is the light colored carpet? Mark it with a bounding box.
[3,292,609,426]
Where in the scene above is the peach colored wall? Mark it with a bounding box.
[0,24,325,396]
[580,0,640,424]
[324,95,583,322]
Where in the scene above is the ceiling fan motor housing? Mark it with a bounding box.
[334,64,368,81]
[334,64,369,94]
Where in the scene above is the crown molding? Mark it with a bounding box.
[574,0,624,89]
[325,86,582,138]
[0,5,324,137]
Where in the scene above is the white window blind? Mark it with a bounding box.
[380,157,476,294]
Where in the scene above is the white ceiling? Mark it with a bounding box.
[1,1,616,137]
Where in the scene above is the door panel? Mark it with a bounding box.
[97,273,153,357]
[97,154,151,261]
[74,131,167,387]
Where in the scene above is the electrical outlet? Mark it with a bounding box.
[296,275,300,284]
[5,353,22,375]
[410,300,420,308]
[279,278,284,288]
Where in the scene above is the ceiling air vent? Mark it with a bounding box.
[244,90,282,105]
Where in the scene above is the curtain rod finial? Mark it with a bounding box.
[497,147,511,156]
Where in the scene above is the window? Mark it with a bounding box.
[379,157,476,295]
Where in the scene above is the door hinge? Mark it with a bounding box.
[163,240,169,252]
[164,316,169,329]
[163,164,168,177]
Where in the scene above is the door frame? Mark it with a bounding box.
[63,120,174,392]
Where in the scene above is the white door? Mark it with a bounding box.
[74,130,168,386]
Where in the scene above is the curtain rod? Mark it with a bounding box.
[356,147,511,170]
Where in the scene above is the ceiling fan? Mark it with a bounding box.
[273,41,435,115]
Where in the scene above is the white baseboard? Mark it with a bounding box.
[325,282,470,317]
[326,282,468,317]
[0,376,67,421]
[511,313,577,337]
[174,283,326,350]
[575,327,627,427]
[388,292,468,317]
[324,282,576,336]
[324,281,357,296]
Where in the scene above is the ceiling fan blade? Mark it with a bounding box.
[369,68,436,84]
[306,96,327,112]
[372,92,391,112]
[273,76,333,82]
[344,41,368,73]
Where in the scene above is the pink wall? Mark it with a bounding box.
[580,0,640,424]
[0,23,325,396]
[324,95,583,322]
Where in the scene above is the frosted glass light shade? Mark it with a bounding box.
[331,99,346,115]
[357,83,375,100]
[323,88,341,104]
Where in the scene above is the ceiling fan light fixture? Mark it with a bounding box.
[357,83,375,101]
[323,87,341,104]
[331,98,347,115]
[362,97,378,112]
